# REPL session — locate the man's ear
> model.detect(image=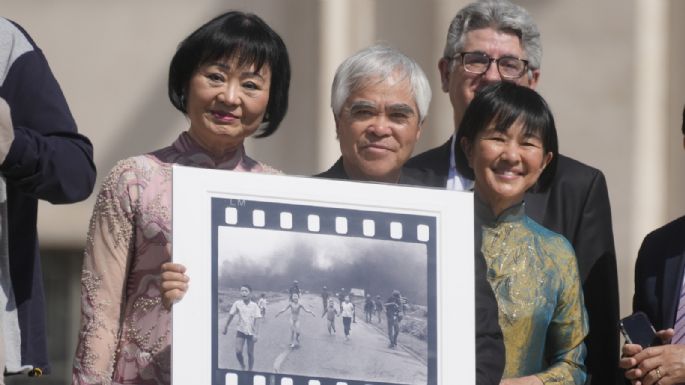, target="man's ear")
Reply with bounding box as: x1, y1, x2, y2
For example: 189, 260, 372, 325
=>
460, 137, 473, 167
527, 68, 541, 90
334, 116, 341, 140
438, 57, 451, 93
415, 119, 424, 141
